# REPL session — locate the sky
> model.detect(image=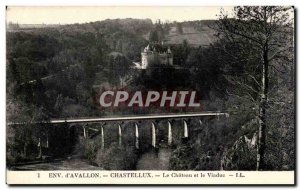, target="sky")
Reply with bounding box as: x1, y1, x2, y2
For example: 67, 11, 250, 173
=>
6, 6, 234, 24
